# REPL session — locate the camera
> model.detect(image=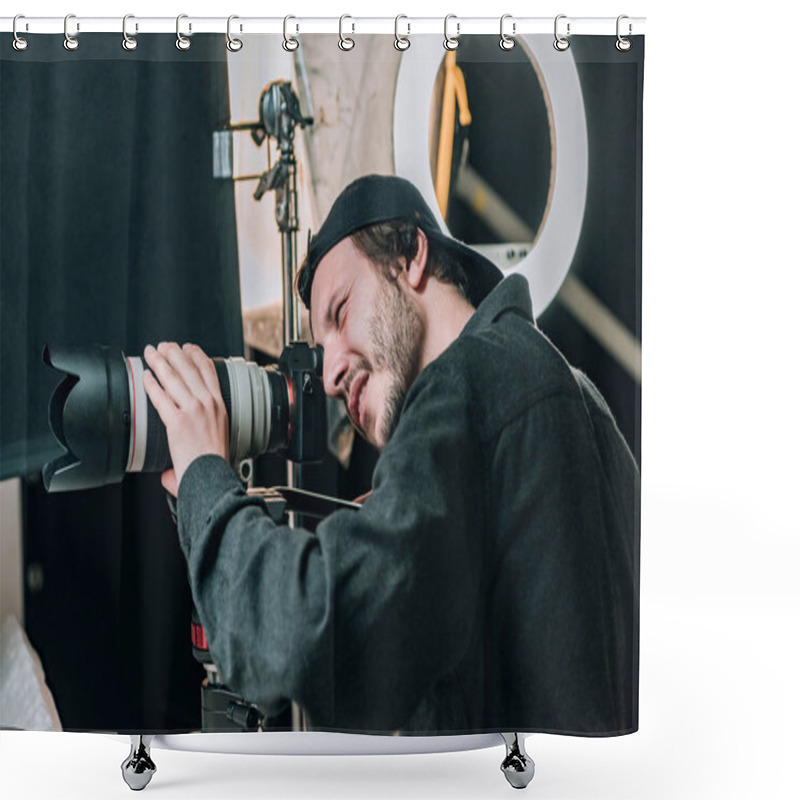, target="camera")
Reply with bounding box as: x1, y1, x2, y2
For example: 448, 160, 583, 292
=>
42, 342, 325, 492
